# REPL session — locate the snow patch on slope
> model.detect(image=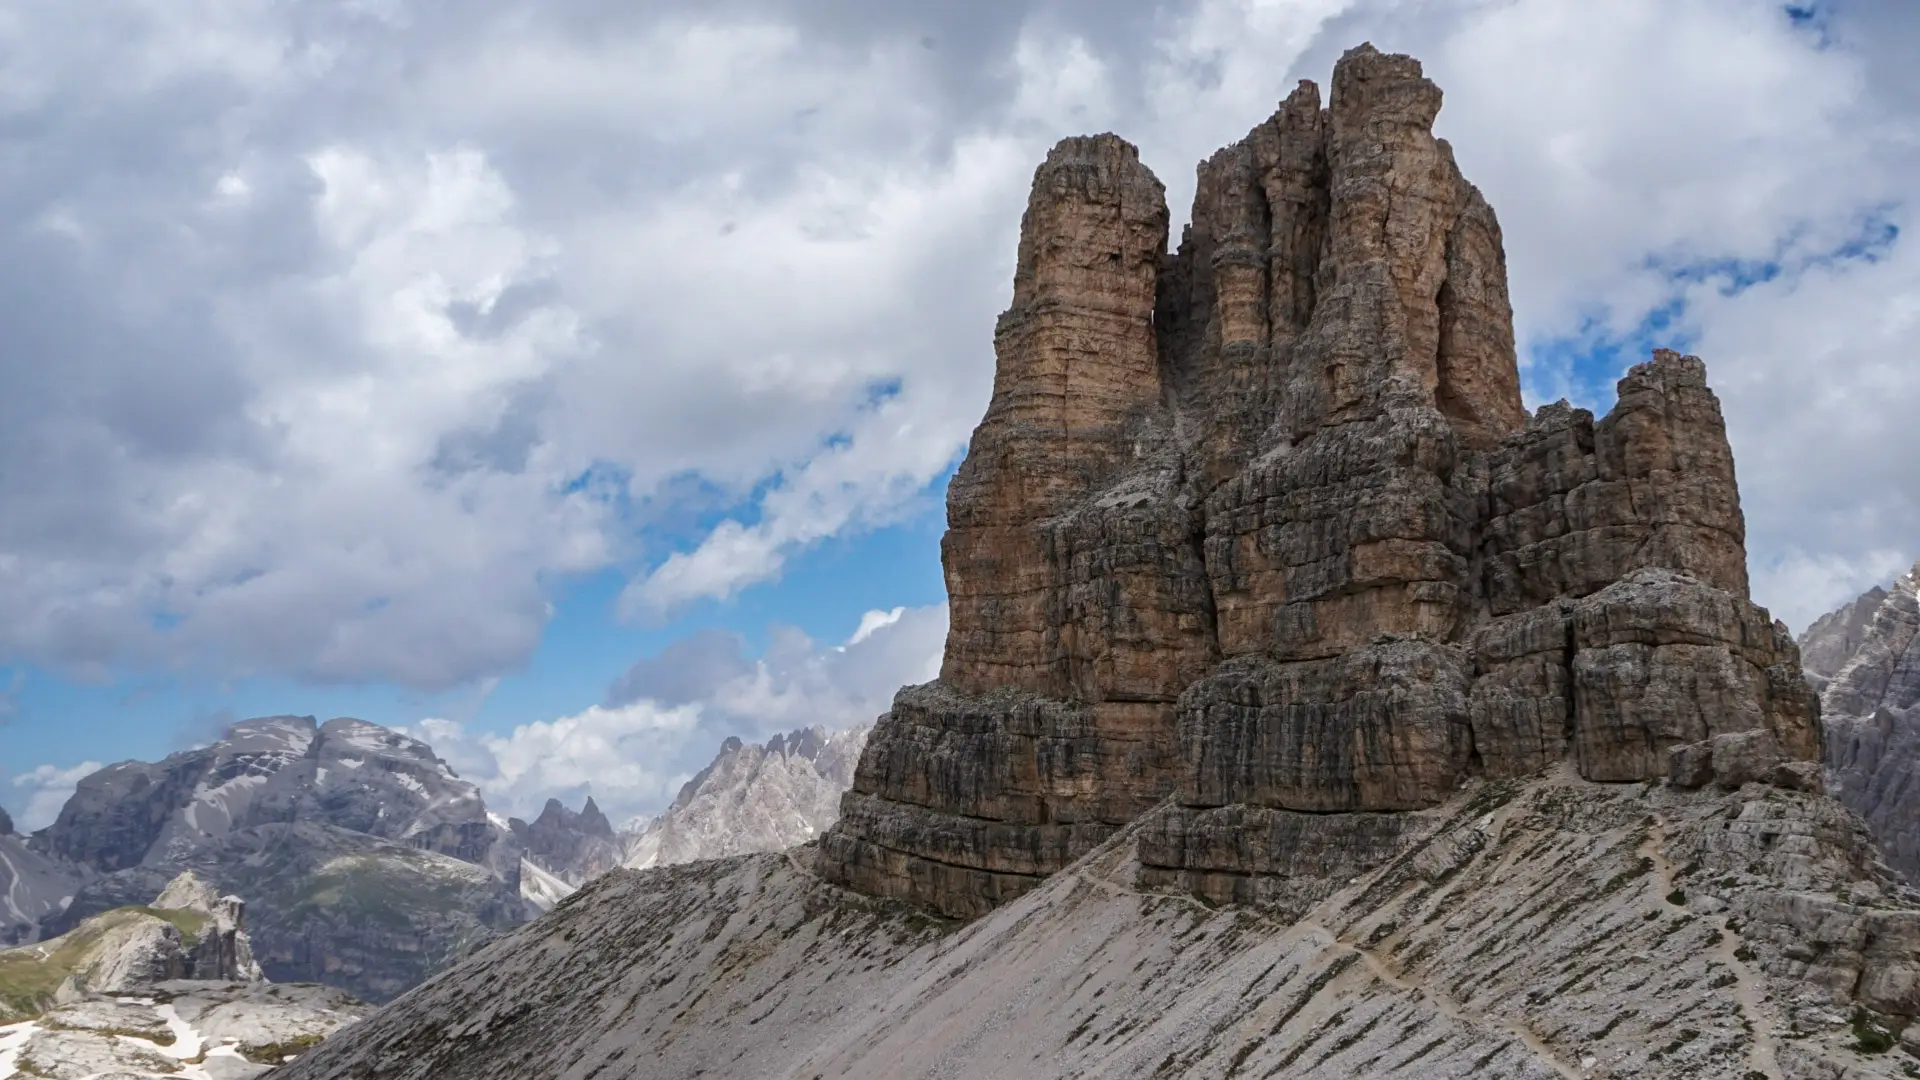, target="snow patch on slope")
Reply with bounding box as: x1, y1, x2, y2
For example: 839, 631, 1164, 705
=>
518, 858, 576, 914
